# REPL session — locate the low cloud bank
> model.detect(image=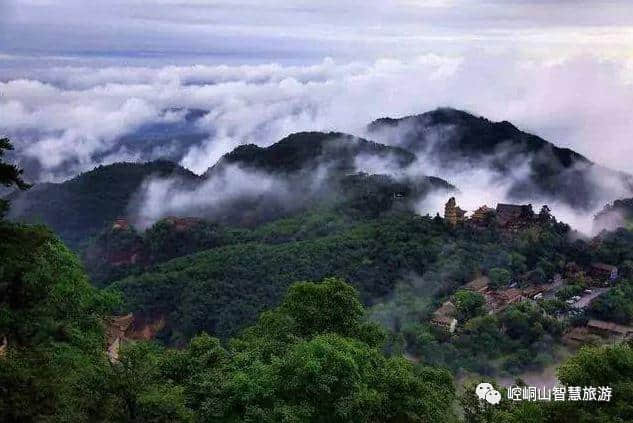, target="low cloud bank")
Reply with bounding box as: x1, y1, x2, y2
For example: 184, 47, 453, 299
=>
2, 53, 633, 233
2, 53, 633, 181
